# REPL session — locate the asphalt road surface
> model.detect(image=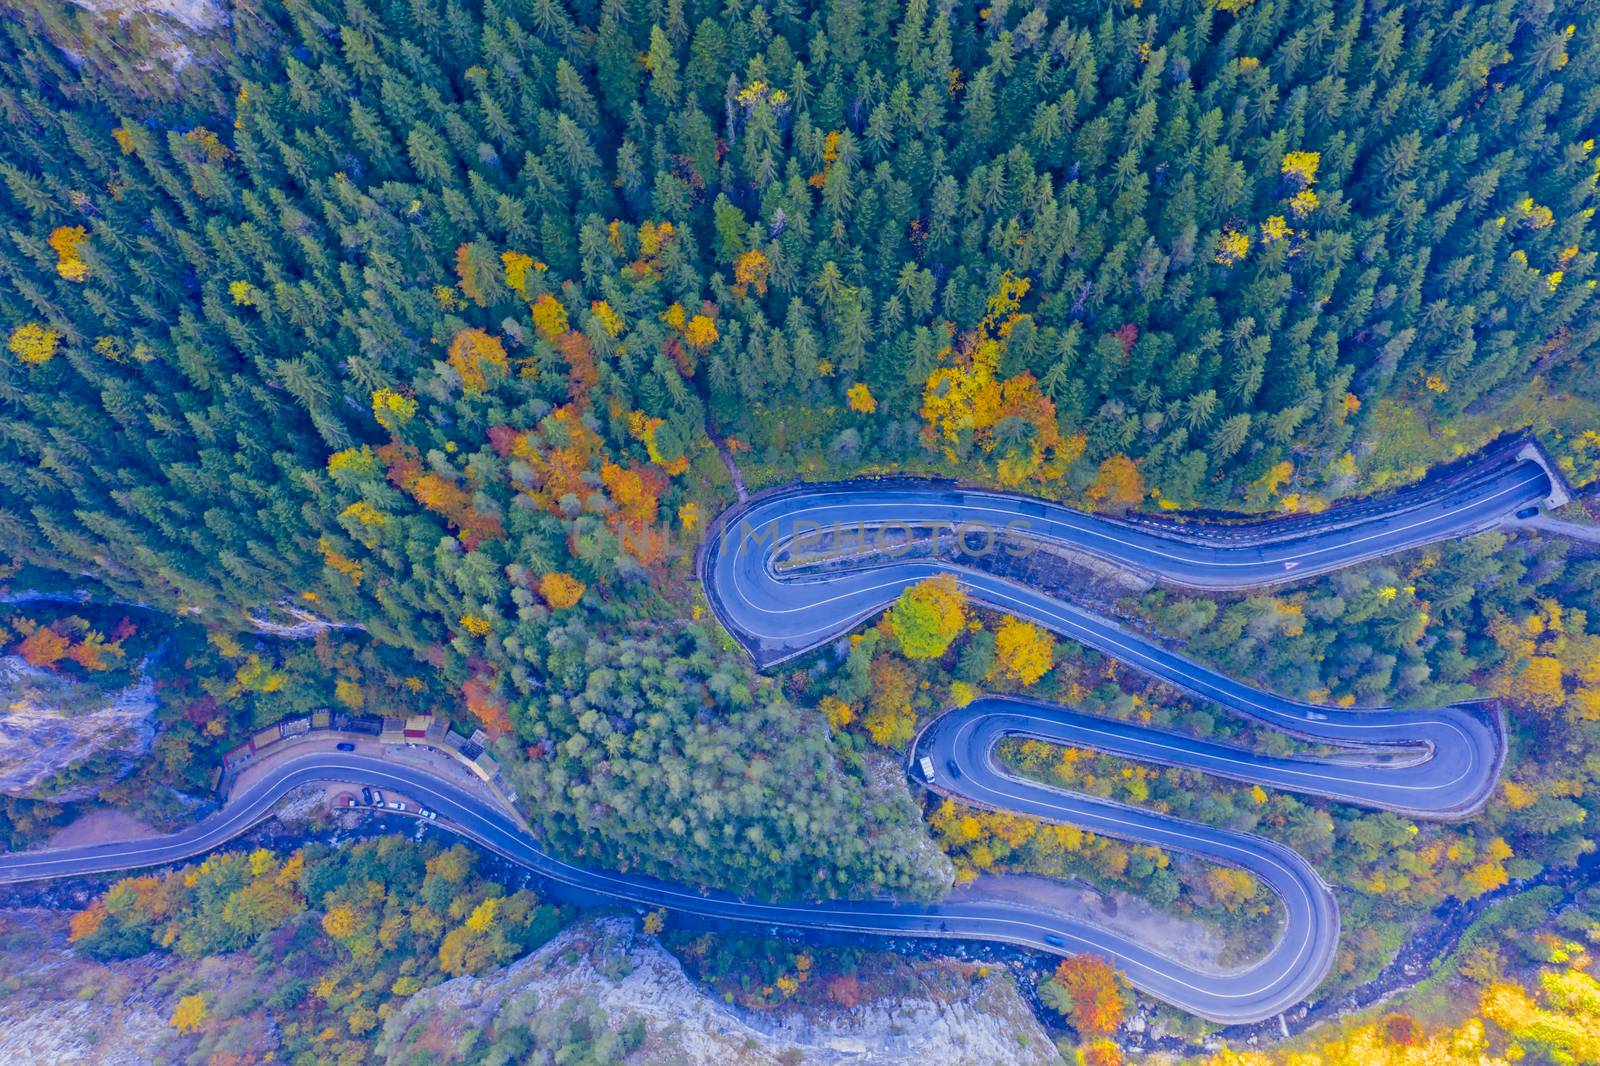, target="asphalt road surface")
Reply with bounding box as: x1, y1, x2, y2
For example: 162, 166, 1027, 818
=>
0, 445, 1553, 1024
